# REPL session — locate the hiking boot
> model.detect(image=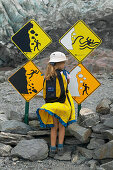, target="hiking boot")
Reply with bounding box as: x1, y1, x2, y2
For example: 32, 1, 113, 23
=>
49, 146, 57, 158
57, 144, 64, 156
